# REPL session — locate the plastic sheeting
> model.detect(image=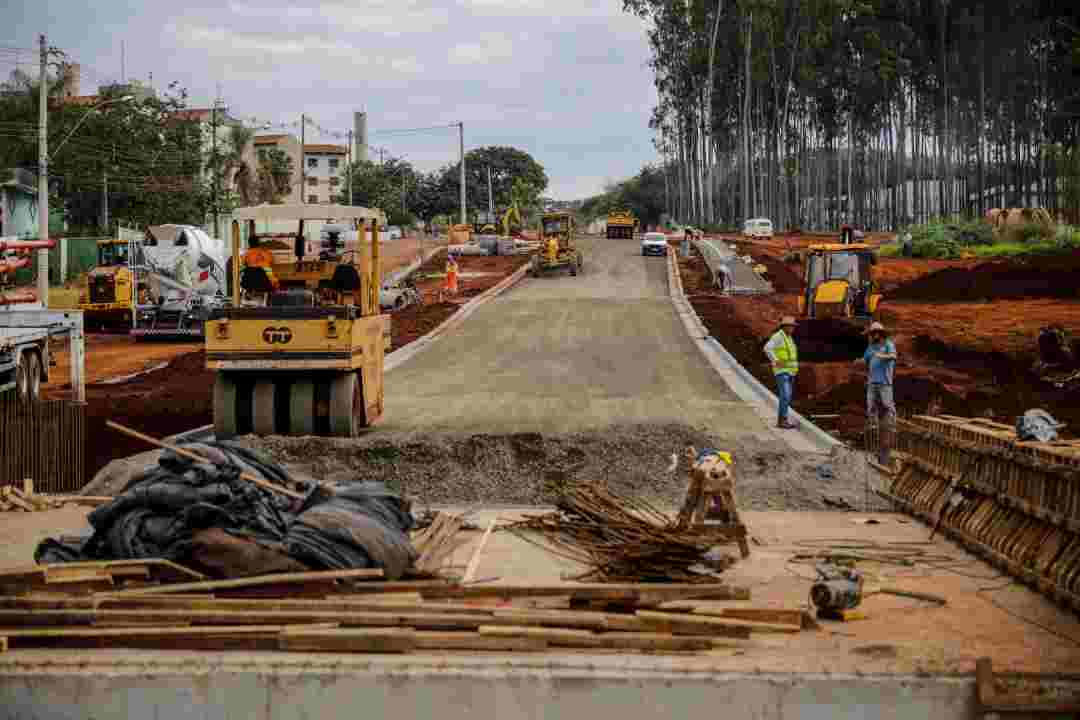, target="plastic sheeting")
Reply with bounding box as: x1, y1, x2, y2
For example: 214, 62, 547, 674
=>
36, 442, 416, 579
1016, 409, 1063, 443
